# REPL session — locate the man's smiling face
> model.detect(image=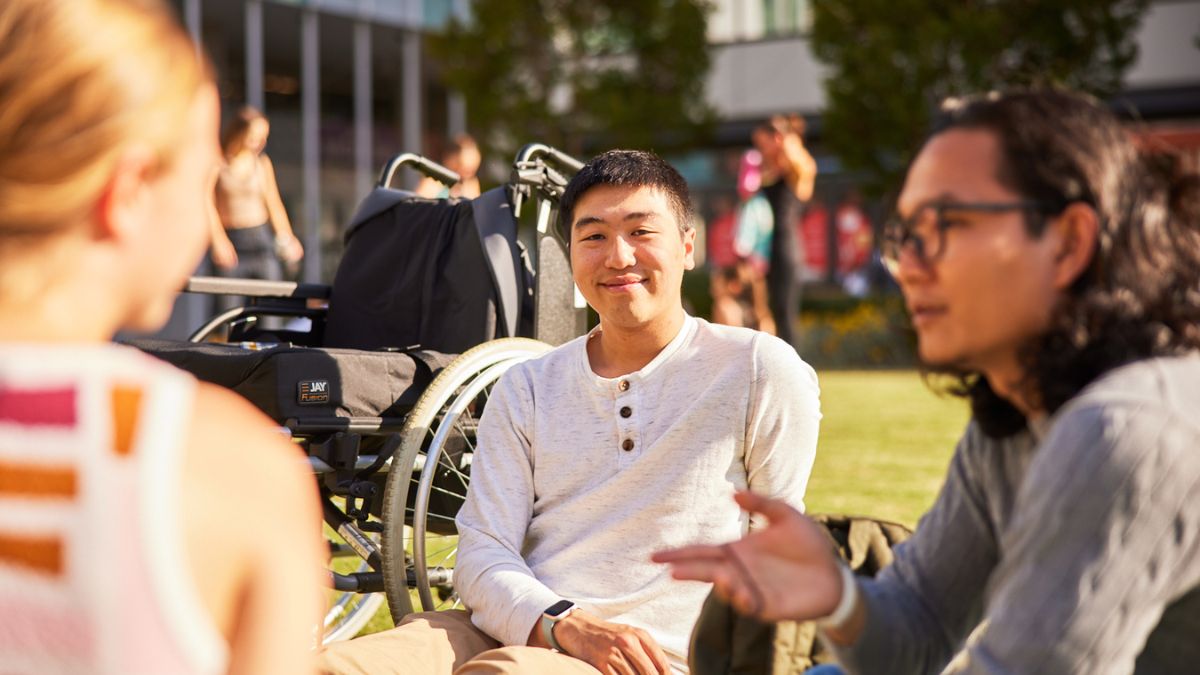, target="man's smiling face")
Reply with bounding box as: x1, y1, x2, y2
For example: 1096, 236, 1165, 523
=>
569, 183, 696, 332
